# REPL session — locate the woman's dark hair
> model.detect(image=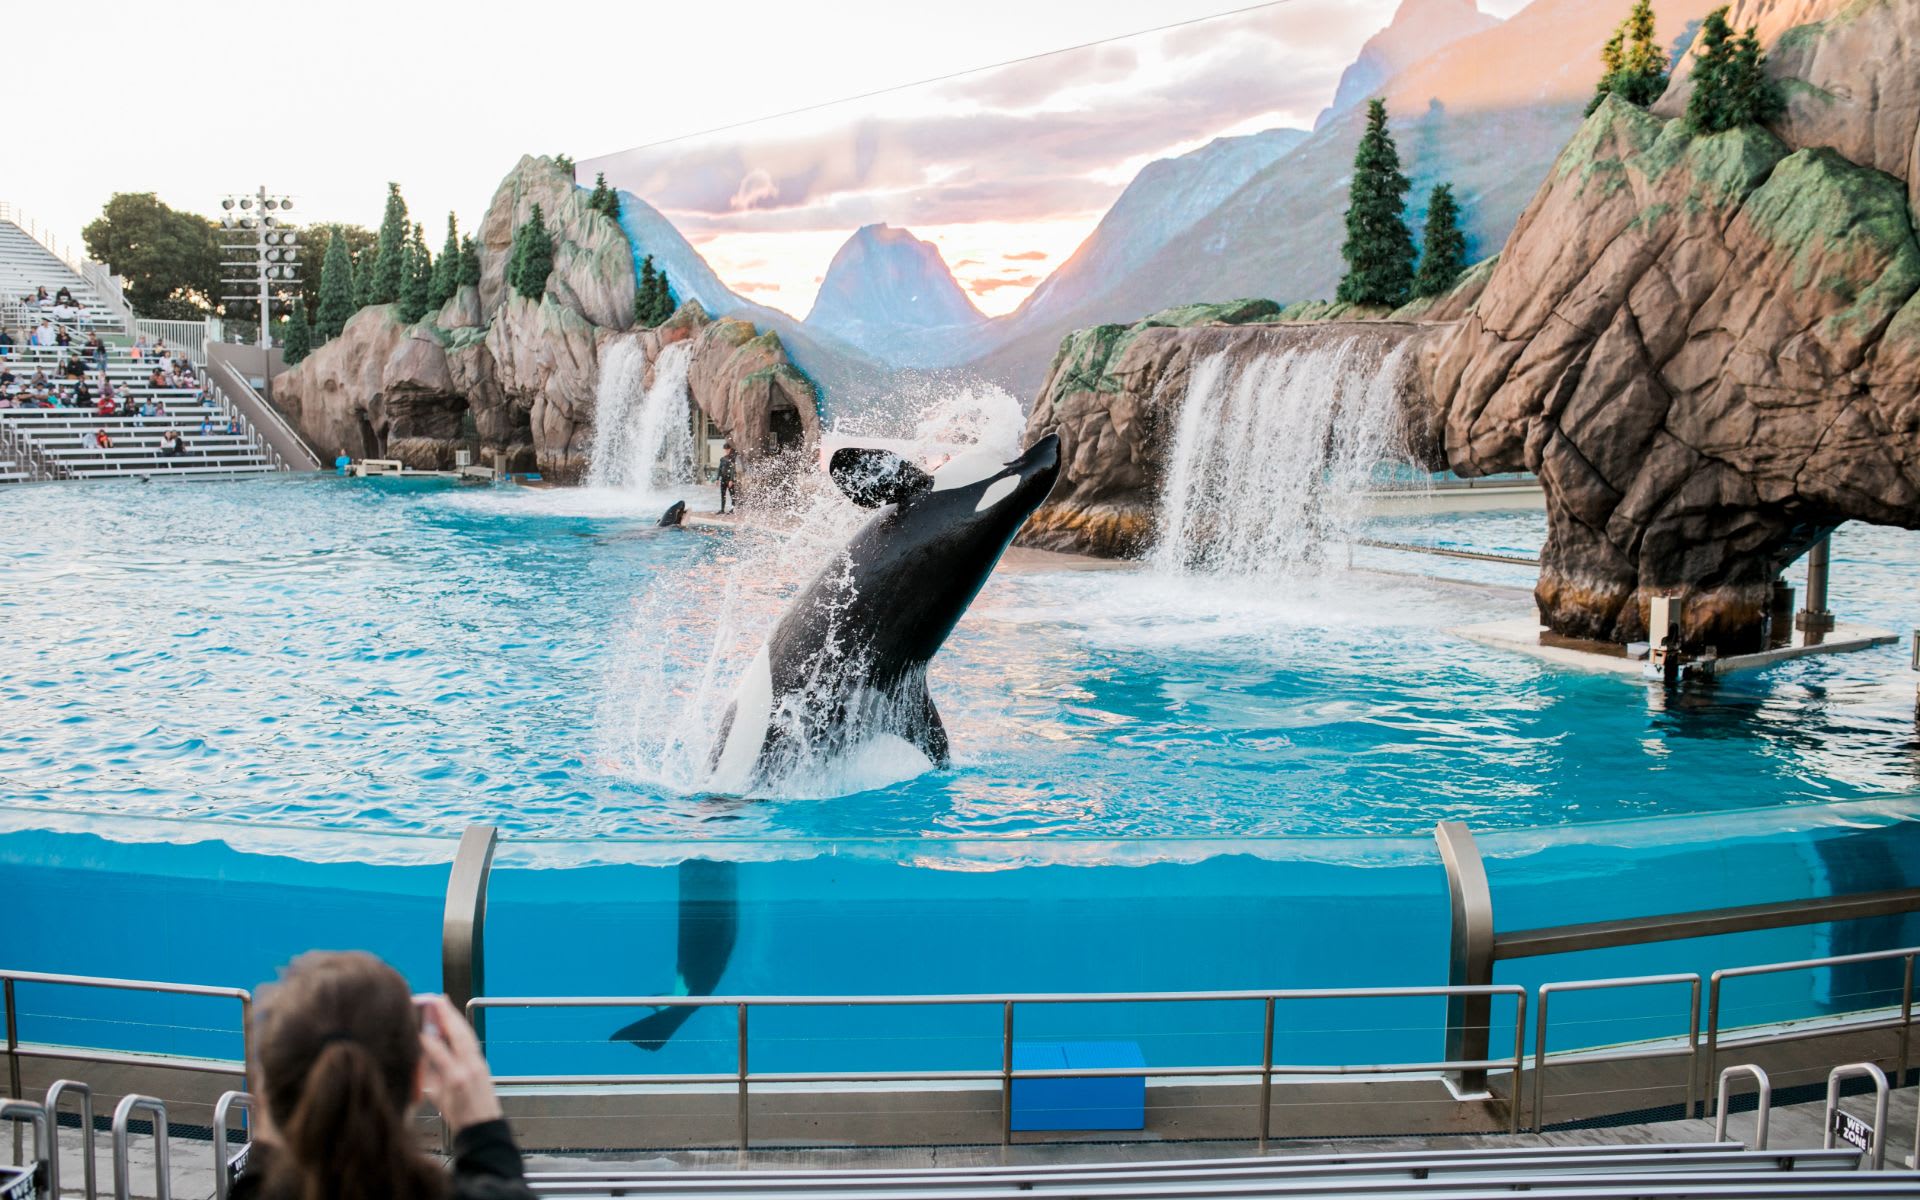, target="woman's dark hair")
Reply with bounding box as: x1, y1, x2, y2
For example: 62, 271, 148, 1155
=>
251, 951, 448, 1200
